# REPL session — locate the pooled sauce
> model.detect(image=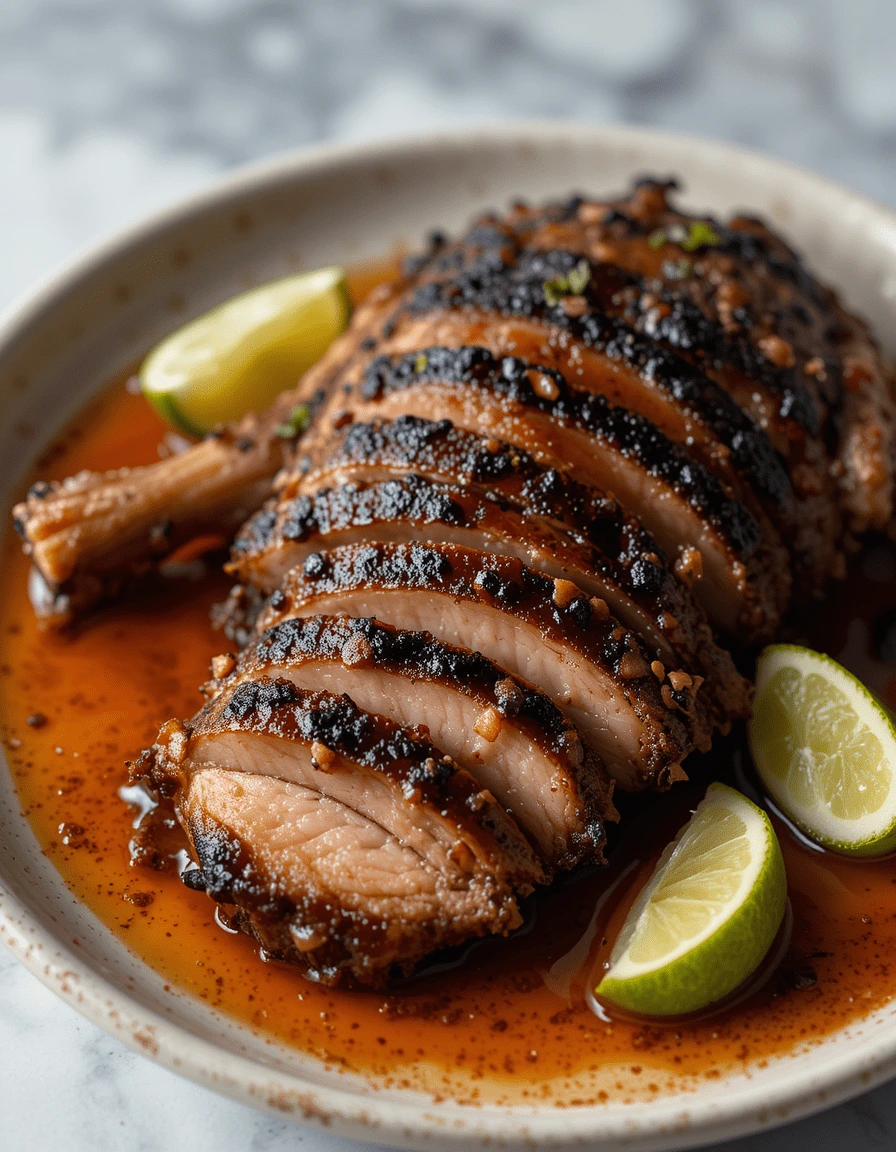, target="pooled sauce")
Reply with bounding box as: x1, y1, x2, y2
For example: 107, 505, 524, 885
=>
2, 265, 896, 1107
